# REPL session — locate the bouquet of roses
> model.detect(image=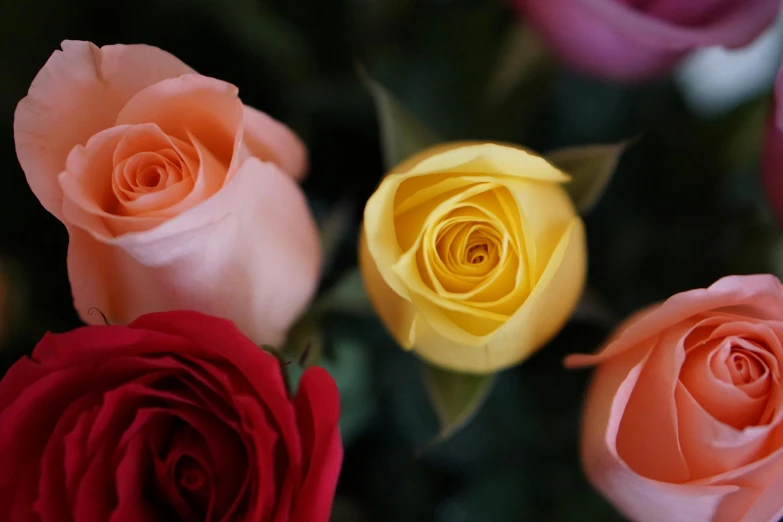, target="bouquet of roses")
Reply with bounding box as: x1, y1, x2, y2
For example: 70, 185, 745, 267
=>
3, 0, 783, 520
